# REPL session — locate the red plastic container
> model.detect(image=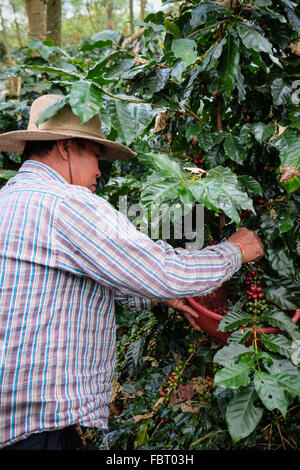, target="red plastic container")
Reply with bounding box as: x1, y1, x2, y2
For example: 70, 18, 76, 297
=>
187, 295, 300, 345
